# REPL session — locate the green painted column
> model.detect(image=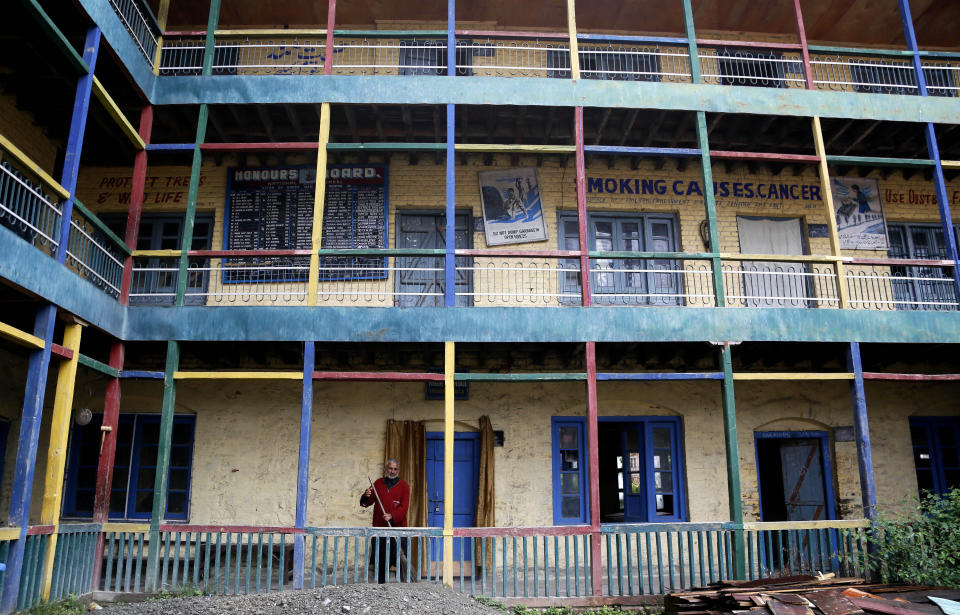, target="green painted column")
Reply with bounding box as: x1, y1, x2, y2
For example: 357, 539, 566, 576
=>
681, 0, 725, 307
145, 340, 179, 591
720, 343, 746, 578
174, 0, 219, 305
